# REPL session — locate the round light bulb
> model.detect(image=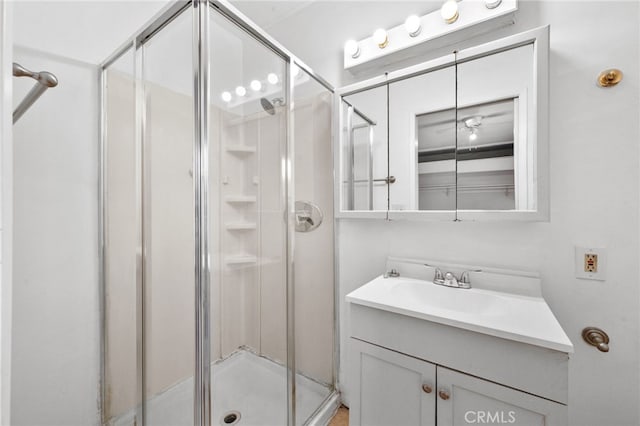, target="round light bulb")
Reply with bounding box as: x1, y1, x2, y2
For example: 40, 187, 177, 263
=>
373, 28, 388, 48
469, 132, 478, 142
250, 80, 262, 92
221, 91, 232, 102
267, 73, 279, 85
485, 0, 502, 9
441, 0, 459, 24
405, 15, 422, 37
345, 39, 360, 58
235, 86, 246, 97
